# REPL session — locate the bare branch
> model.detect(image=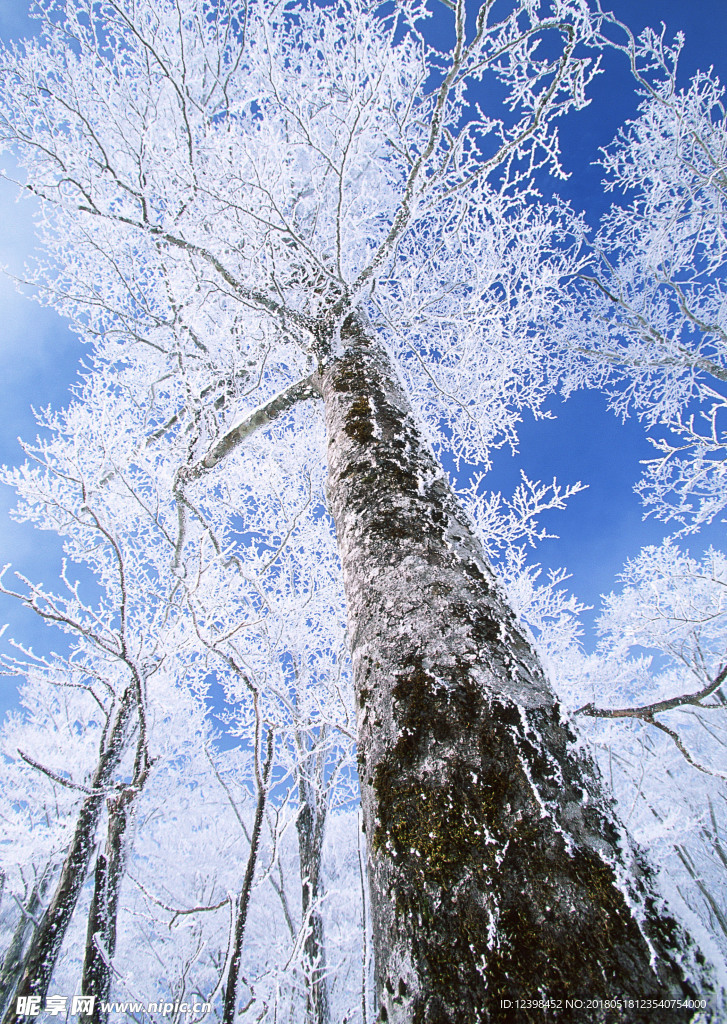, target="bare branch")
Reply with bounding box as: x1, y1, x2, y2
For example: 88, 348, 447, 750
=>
576, 663, 727, 721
